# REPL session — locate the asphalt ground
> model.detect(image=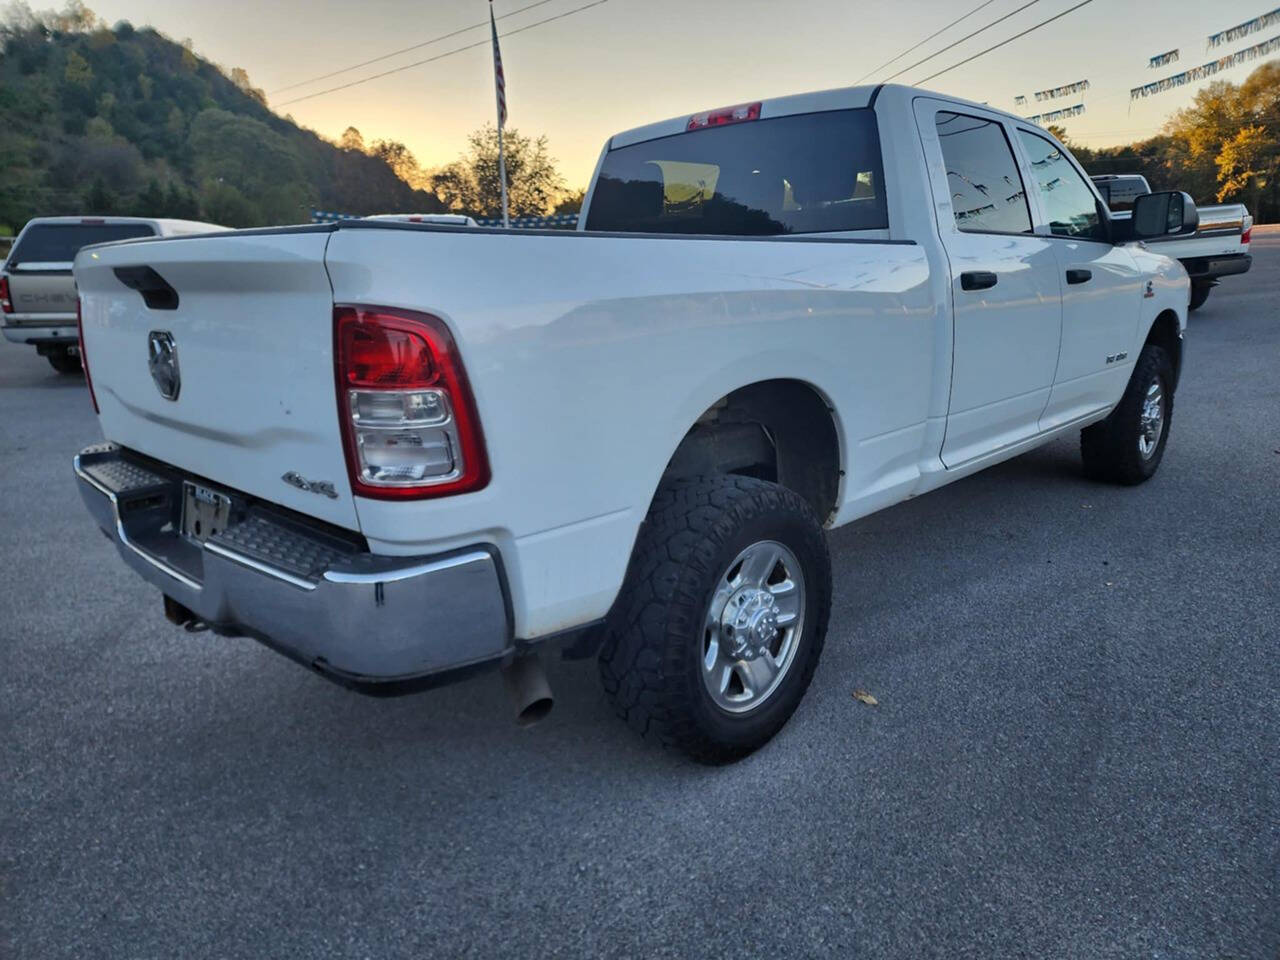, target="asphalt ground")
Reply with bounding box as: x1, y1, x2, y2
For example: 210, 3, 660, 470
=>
2, 232, 1277, 959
